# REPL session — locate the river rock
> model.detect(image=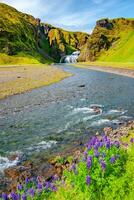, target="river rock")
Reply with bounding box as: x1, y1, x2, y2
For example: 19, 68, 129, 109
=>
78, 84, 85, 88
4, 168, 20, 180
104, 127, 113, 135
